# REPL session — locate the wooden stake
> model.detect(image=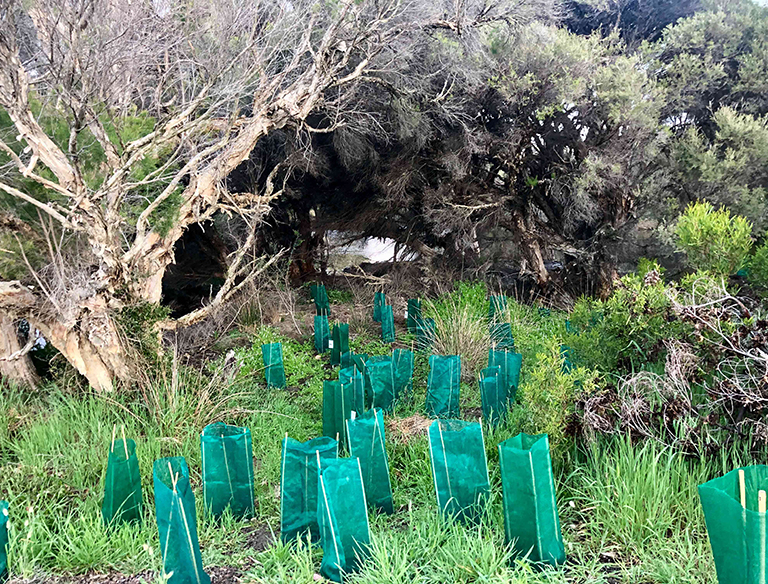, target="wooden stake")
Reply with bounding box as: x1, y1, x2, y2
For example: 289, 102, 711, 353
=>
121, 425, 129, 459
110, 424, 116, 453
739, 469, 746, 508
760, 489, 766, 584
